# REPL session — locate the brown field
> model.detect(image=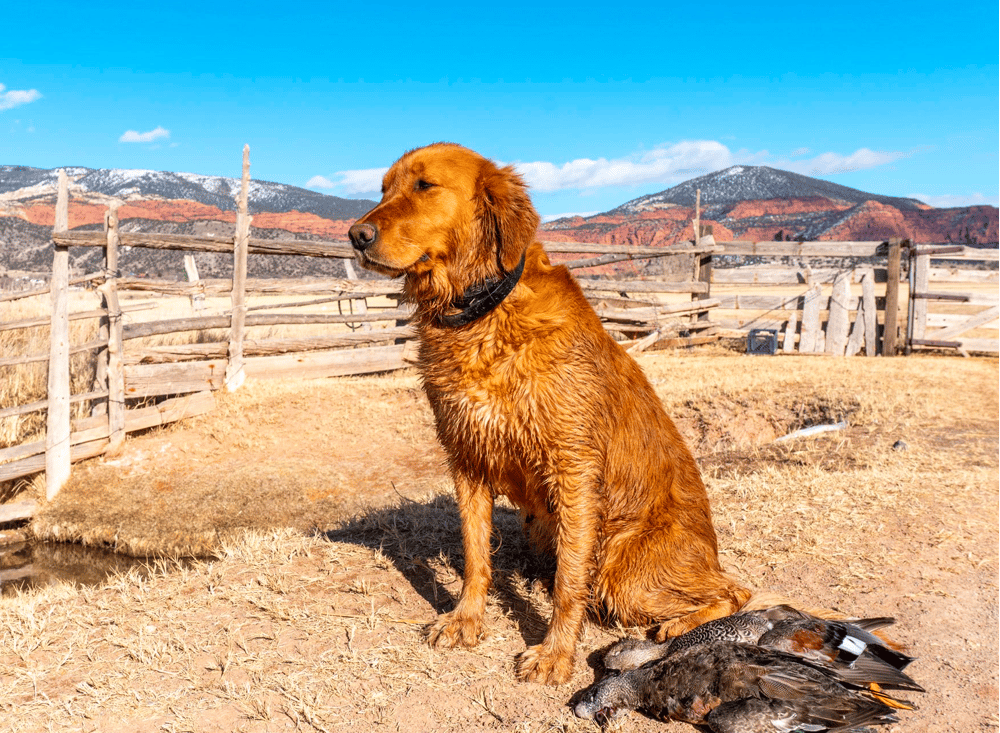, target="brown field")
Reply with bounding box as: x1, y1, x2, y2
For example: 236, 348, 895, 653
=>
1, 349, 998, 732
